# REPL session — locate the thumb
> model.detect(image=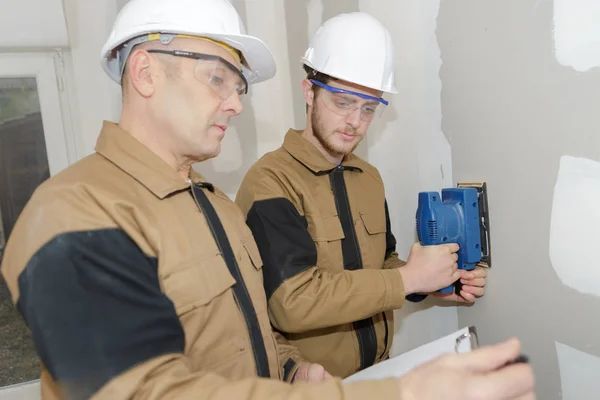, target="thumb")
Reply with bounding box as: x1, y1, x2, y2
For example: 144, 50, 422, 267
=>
307, 364, 327, 382
410, 242, 423, 252
453, 337, 521, 373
